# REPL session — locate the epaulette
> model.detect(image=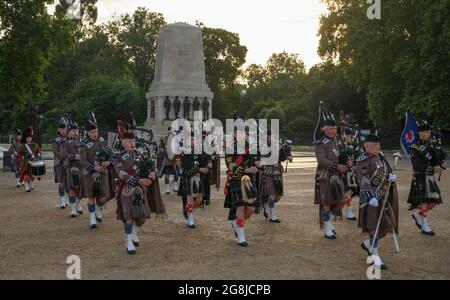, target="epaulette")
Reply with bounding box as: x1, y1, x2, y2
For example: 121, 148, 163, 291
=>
321, 137, 330, 145
356, 153, 369, 162
99, 137, 105, 143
